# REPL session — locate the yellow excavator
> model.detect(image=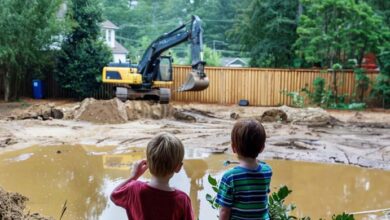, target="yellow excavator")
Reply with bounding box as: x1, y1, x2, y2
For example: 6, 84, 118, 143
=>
102, 15, 209, 104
